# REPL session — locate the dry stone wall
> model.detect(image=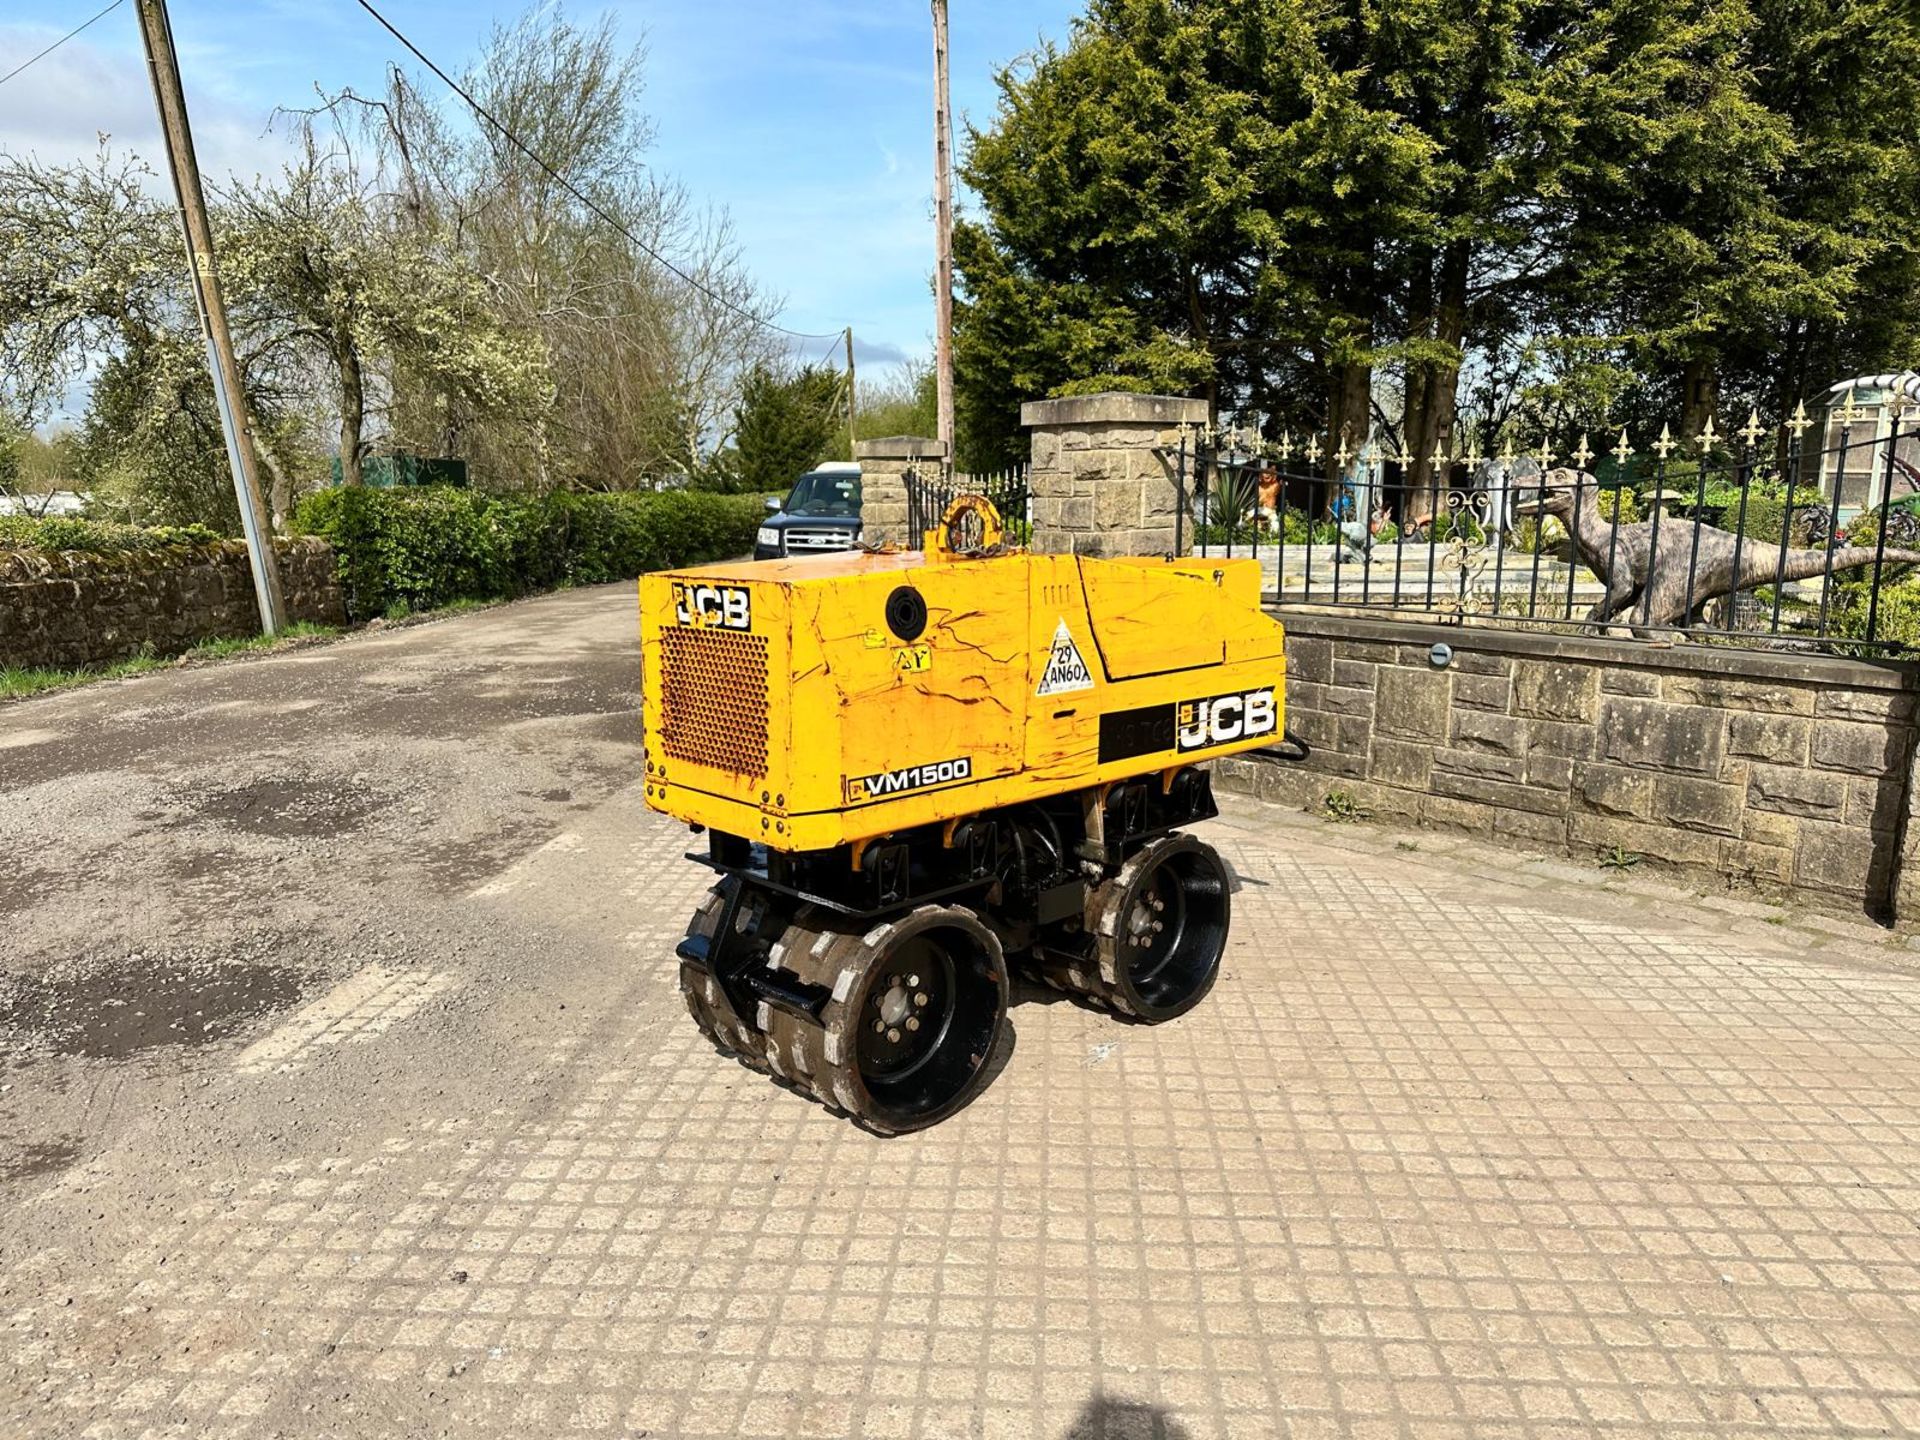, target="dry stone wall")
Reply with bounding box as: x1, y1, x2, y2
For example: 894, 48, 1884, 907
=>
0, 539, 344, 669
1215, 612, 1920, 921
